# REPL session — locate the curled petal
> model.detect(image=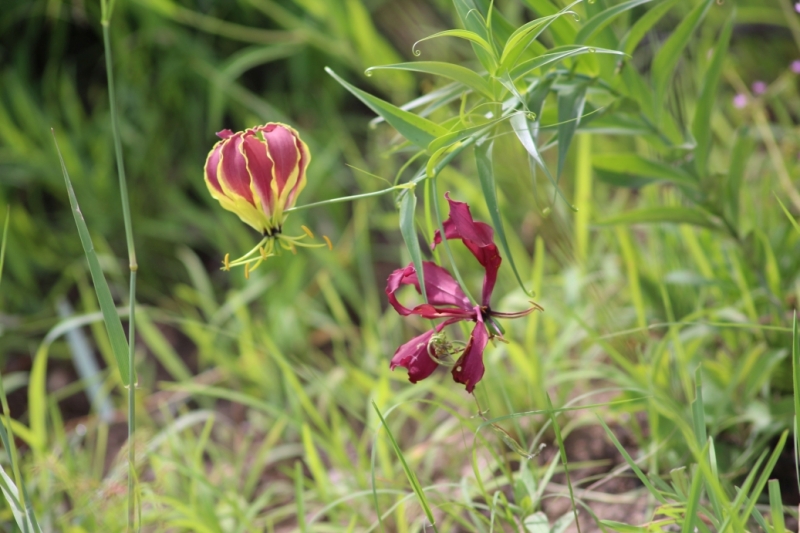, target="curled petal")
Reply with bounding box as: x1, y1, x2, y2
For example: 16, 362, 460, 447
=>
386, 262, 472, 317
452, 308, 489, 393
432, 193, 501, 306
390, 329, 439, 383
391, 320, 458, 383
219, 133, 256, 206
